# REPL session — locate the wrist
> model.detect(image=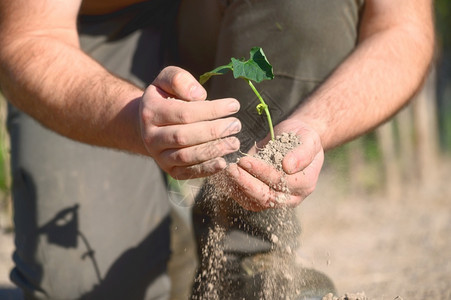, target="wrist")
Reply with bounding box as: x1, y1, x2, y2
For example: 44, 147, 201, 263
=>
108, 89, 150, 156
289, 110, 329, 150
